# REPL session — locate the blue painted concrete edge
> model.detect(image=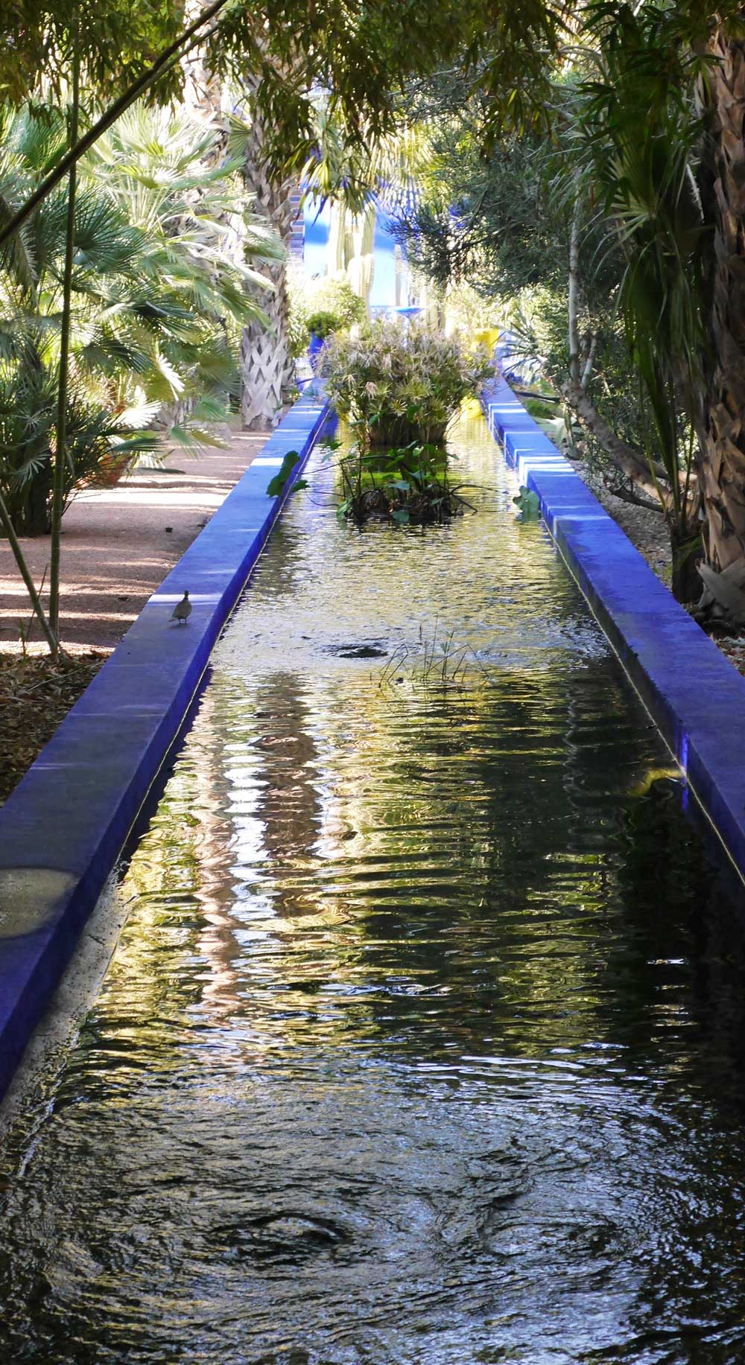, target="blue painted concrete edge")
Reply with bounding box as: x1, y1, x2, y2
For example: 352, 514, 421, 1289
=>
482, 375, 745, 882
0, 389, 329, 1100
